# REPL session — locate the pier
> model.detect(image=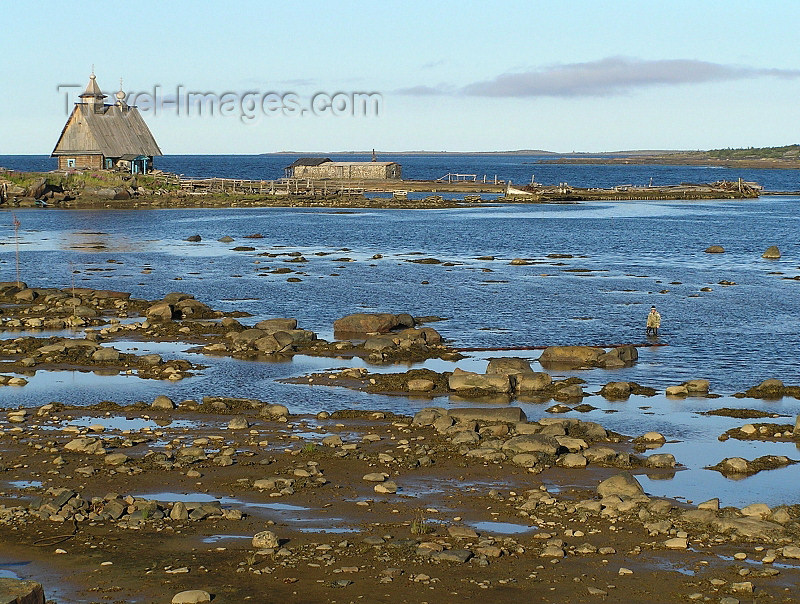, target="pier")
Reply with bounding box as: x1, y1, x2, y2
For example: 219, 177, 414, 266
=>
174, 174, 760, 201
